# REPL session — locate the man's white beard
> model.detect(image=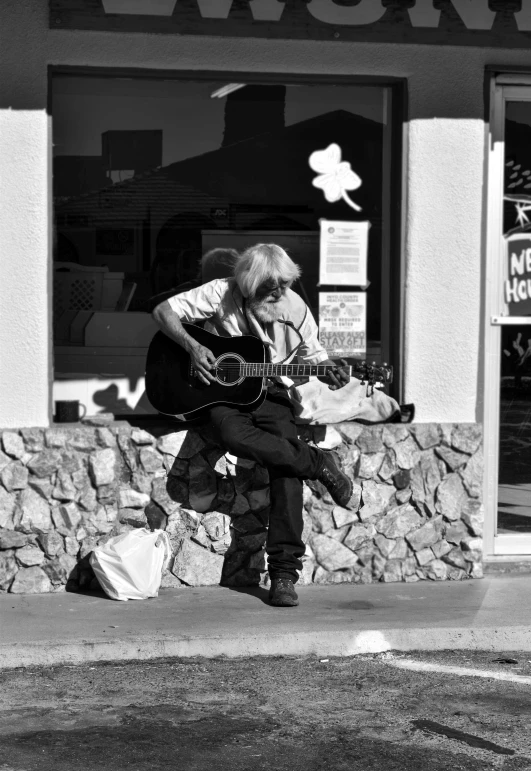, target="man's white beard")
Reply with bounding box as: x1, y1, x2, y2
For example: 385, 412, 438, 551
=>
247, 297, 284, 324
